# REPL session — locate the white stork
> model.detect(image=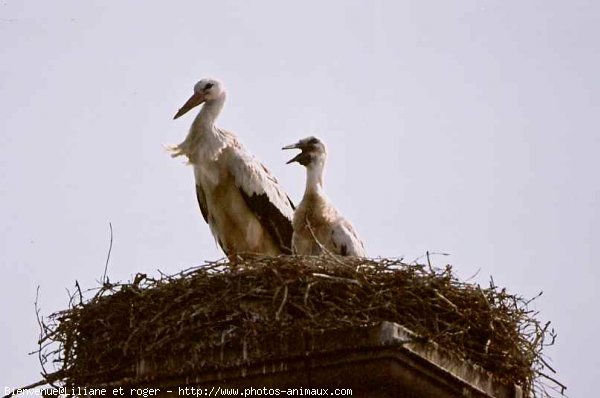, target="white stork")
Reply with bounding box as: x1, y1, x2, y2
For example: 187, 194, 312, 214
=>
170, 78, 294, 256
282, 136, 366, 257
